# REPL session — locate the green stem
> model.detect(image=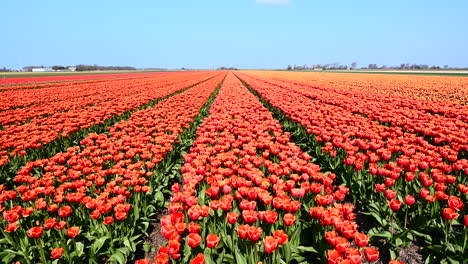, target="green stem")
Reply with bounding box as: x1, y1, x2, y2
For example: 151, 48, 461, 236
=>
37, 239, 49, 264
463, 229, 467, 252
404, 206, 408, 229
